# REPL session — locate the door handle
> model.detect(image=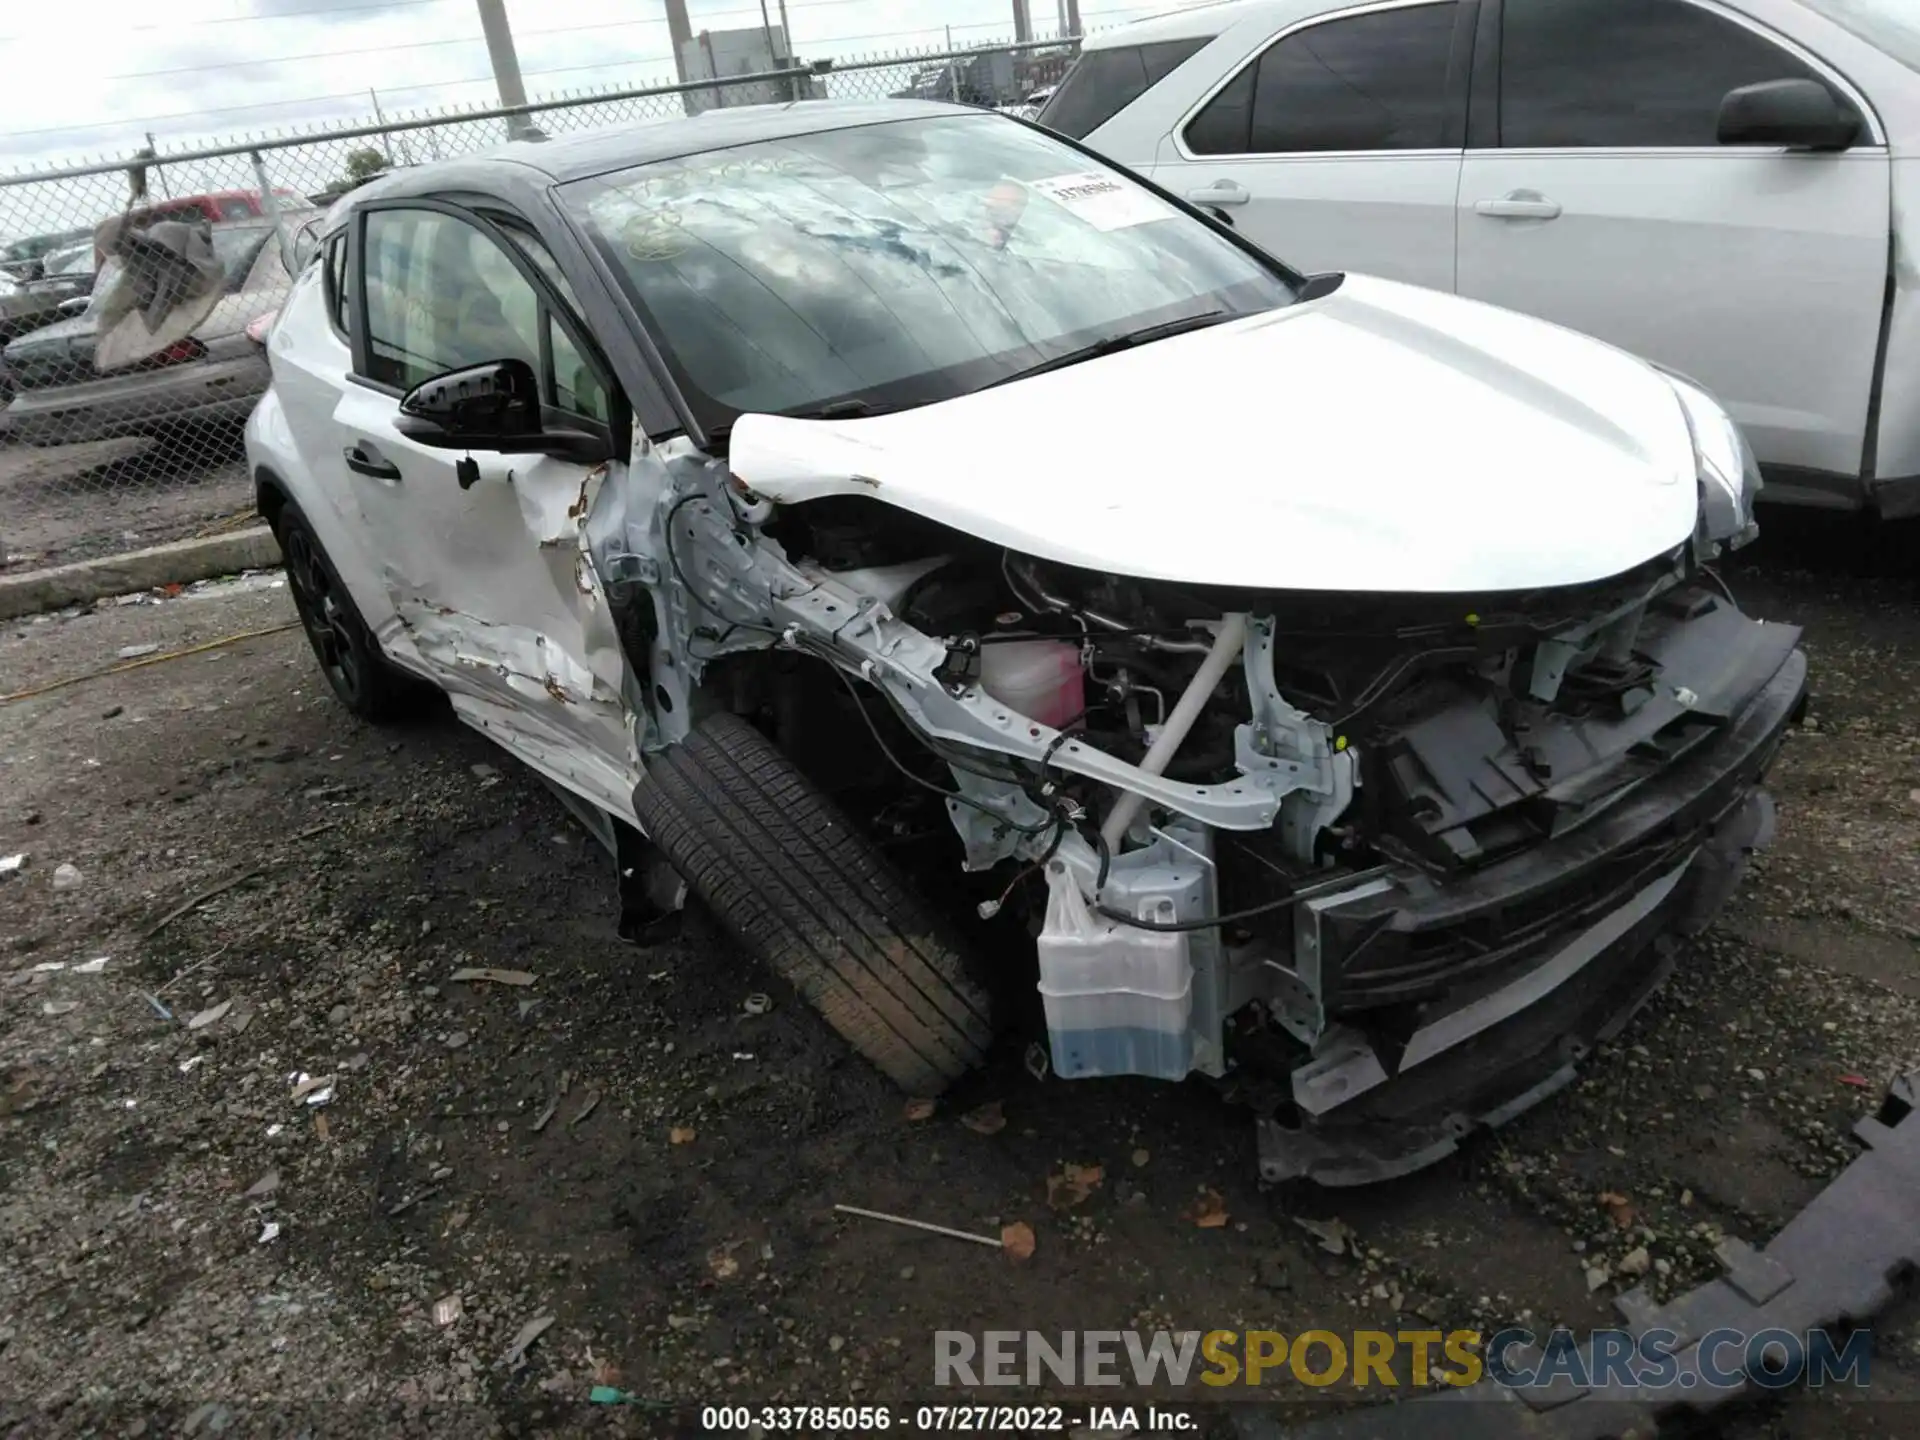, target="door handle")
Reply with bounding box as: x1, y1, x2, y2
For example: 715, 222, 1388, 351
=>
1474, 193, 1563, 220
1187, 181, 1250, 206
342, 443, 402, 481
